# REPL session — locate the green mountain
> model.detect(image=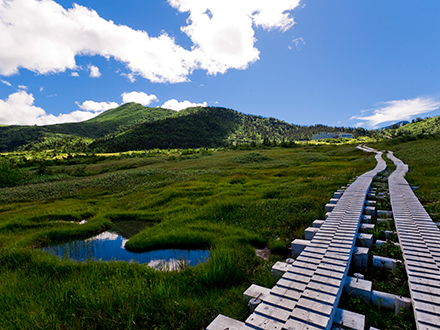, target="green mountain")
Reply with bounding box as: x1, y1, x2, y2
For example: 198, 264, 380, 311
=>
0, 103, 177, 152
85, 102, 177, 134
0, 104, 370, 153
89, 107, 368, 152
